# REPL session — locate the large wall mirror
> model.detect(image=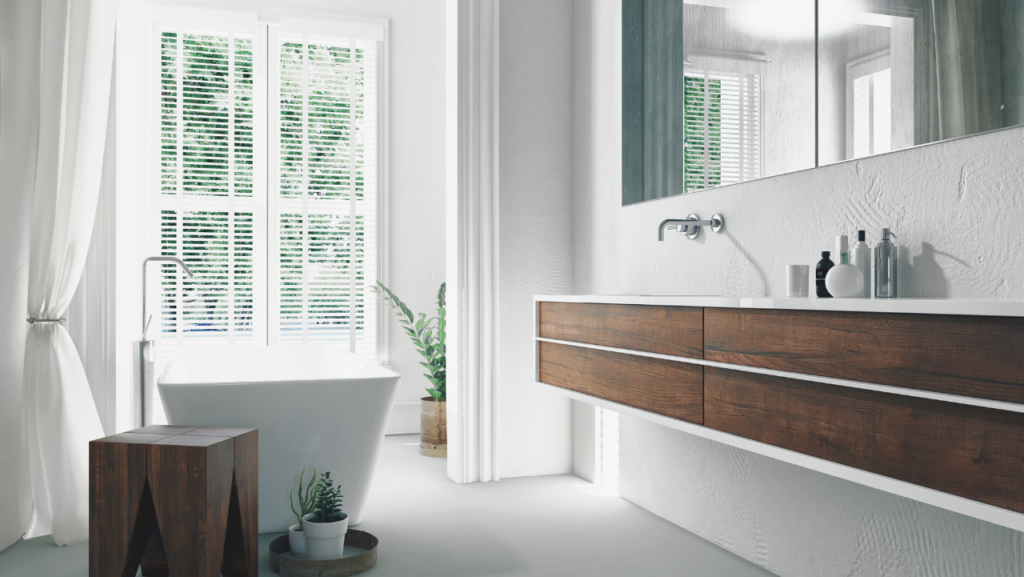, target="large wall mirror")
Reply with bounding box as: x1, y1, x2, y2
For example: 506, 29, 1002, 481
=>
622, 0, 1024, 205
